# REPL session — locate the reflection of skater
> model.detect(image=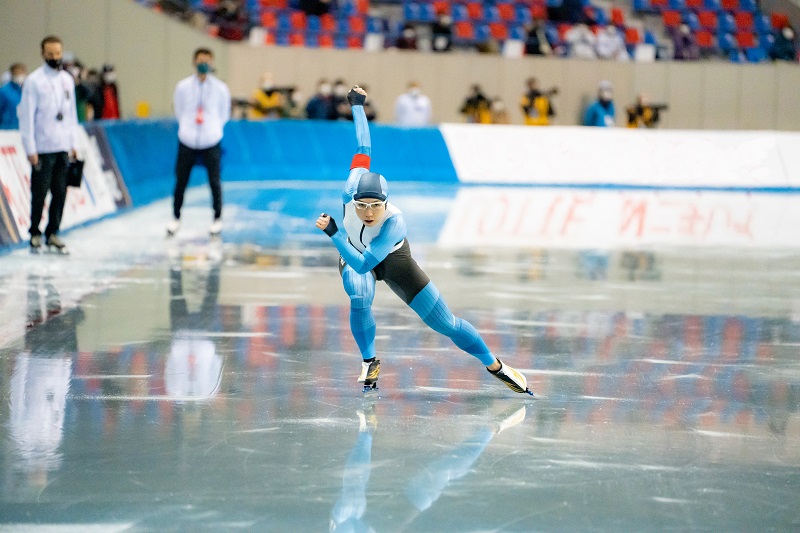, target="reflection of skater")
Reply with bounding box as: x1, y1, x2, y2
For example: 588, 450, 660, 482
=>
165, 264, 223, 399
315, 85, 532, 395
330, 405, 527, 531
10, 275, 81, 479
